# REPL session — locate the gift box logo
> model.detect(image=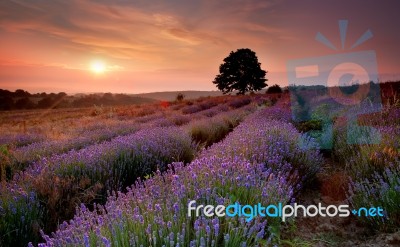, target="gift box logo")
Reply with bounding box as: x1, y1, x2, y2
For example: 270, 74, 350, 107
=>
287, 20, 382, 149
